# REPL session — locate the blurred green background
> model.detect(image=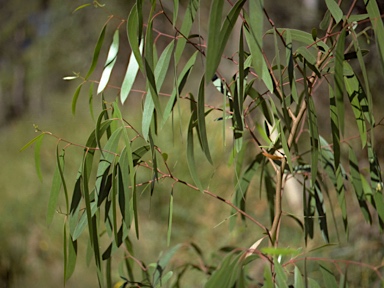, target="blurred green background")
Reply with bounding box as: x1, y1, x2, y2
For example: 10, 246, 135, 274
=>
1, 1, 384, 287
